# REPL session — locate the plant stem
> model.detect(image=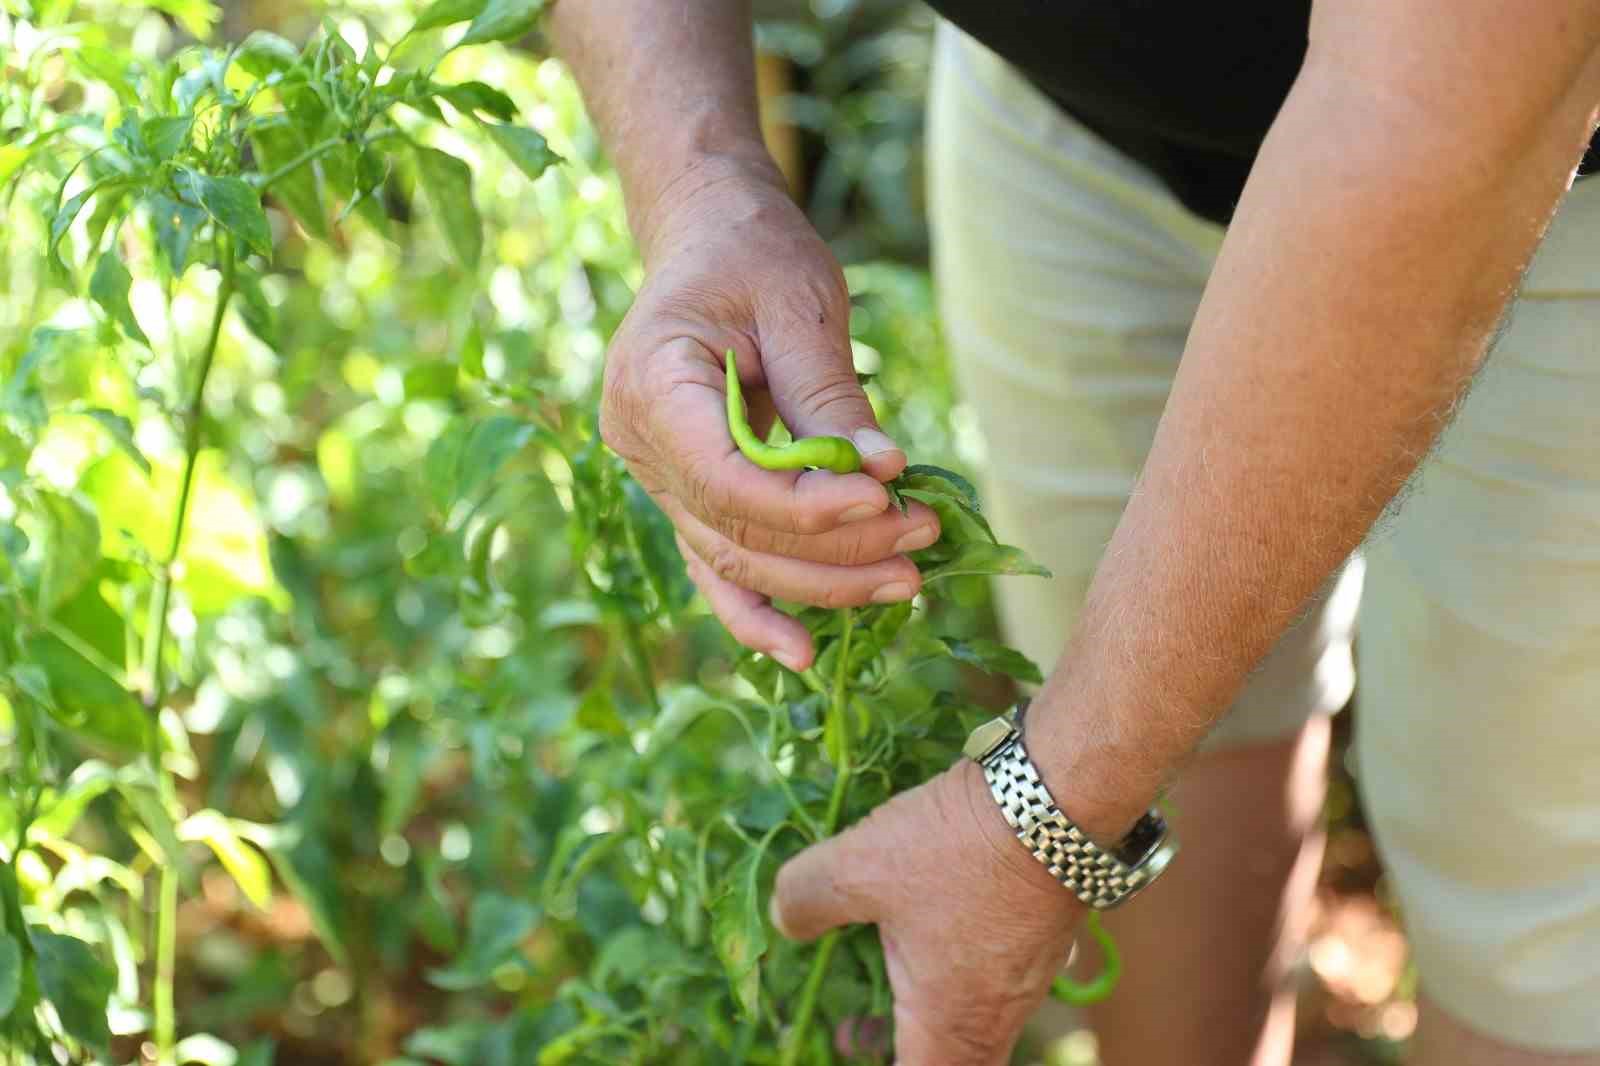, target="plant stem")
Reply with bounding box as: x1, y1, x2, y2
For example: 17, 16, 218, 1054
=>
141, 245, 234, 706
141, 242, 234, 1066
153, 864, 178, 1066
619, 614, 662, 717
255, 128, 402, 190
779, 610, 855, 1066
